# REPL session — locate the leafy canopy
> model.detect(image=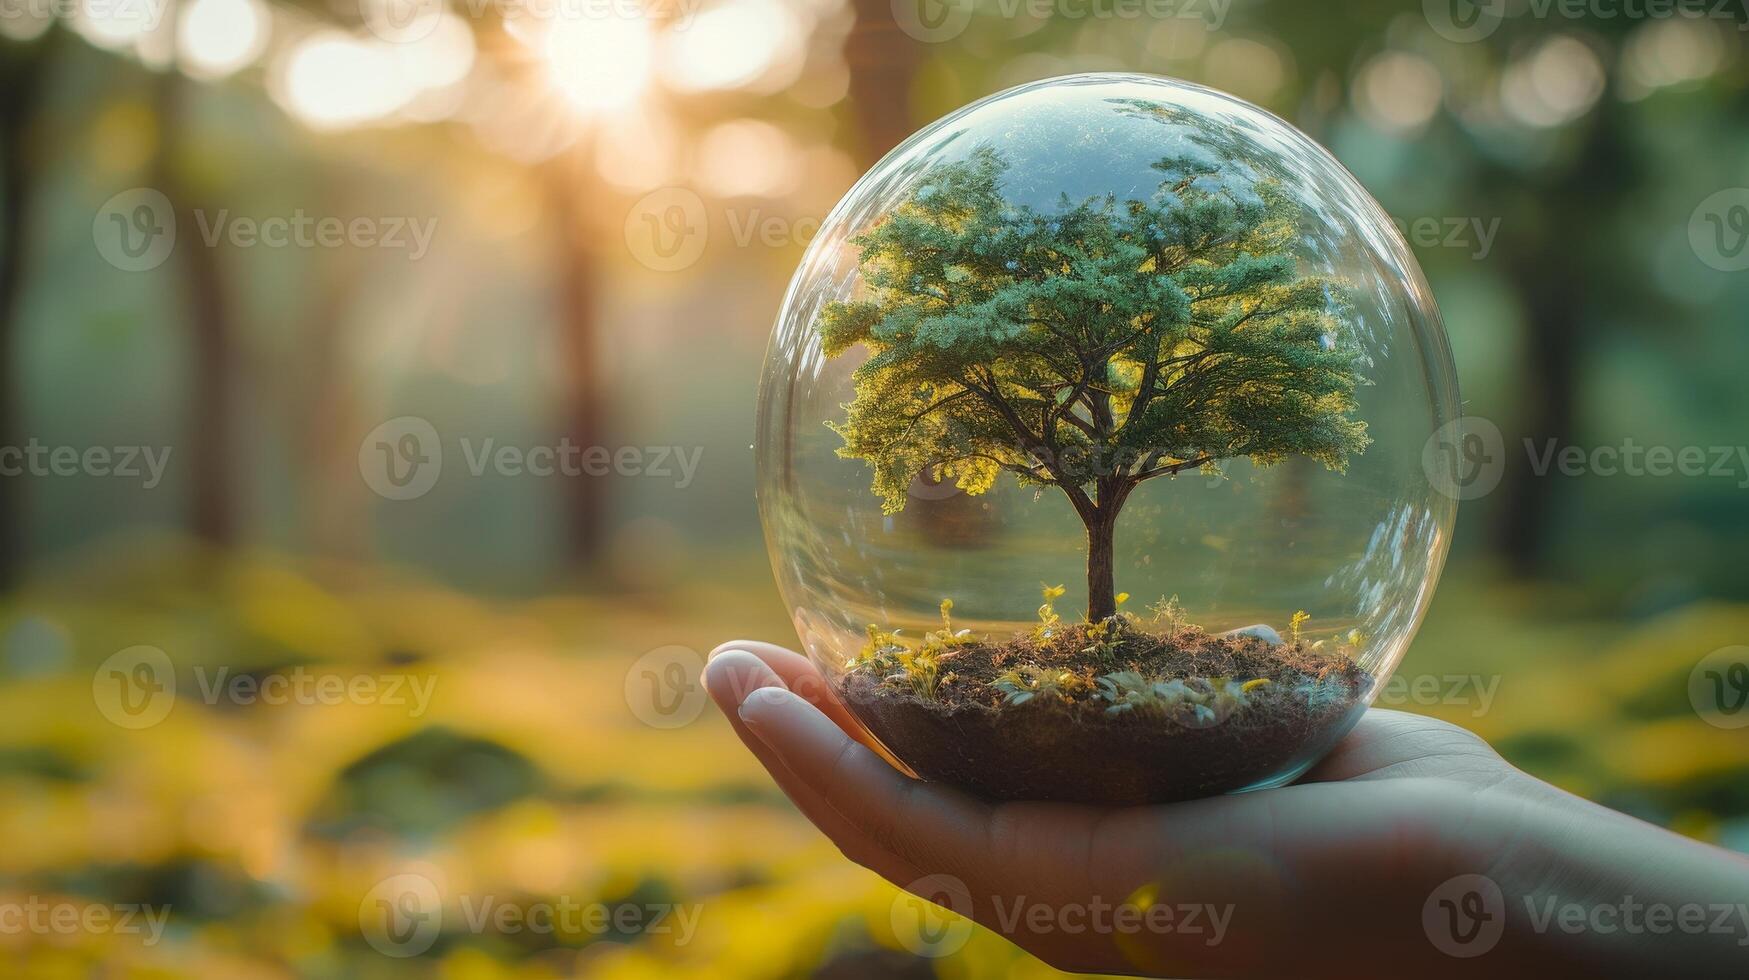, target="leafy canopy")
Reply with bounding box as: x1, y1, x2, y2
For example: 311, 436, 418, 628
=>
818, 145, 1370, 523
